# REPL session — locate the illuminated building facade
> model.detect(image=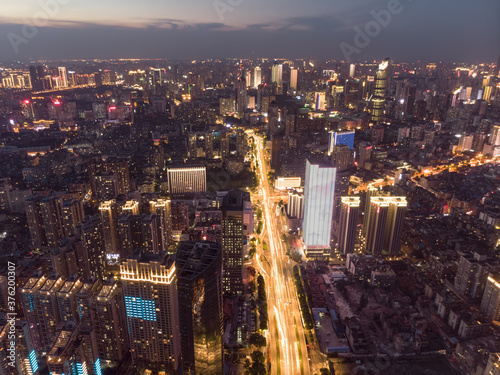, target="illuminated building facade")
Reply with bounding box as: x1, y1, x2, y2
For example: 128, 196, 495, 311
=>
338, 197, 360, 255
302, 160, 336, 256
328, 131, 355, 154
167, 166, 206, 195
120, 252, 181, 372
371, 58, 390, 123
176, 241, 223, 375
